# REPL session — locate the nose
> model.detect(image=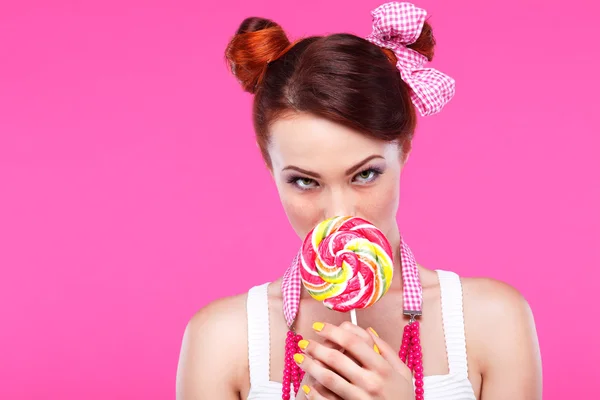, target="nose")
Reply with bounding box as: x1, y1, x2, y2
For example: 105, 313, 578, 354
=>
322, 186, 356, 220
